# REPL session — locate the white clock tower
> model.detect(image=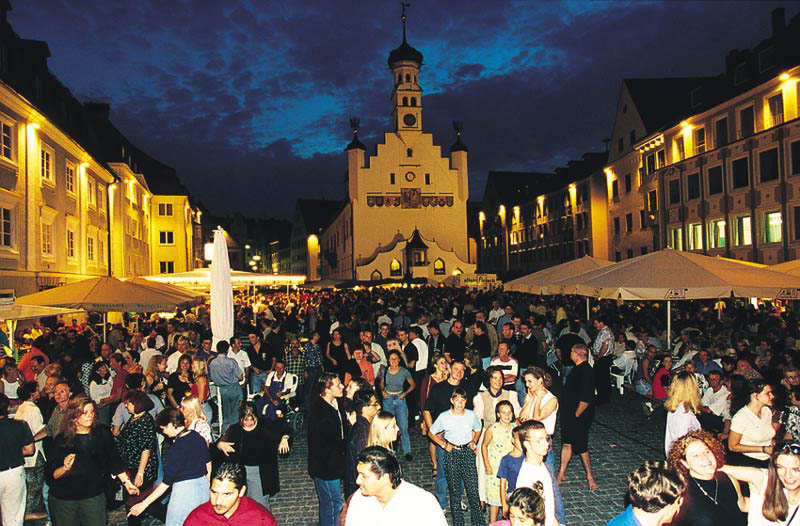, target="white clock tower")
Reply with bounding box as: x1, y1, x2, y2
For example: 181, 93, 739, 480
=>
389, 5, 423, 133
